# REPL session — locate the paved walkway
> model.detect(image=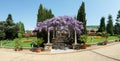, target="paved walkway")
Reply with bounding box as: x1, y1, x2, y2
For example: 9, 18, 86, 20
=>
0, 42, 120, 61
